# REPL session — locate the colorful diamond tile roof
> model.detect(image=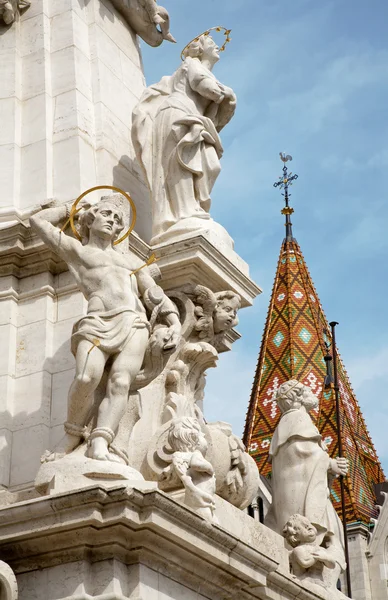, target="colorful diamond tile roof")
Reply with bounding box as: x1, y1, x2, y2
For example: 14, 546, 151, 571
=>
243, 237, 385, 525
